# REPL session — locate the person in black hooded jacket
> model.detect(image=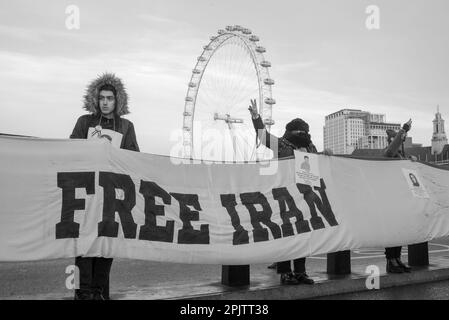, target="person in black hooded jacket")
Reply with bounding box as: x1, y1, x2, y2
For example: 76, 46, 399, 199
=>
70, 73, 139, 299
383, 119, 413, 274
248, 99, 315, 285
